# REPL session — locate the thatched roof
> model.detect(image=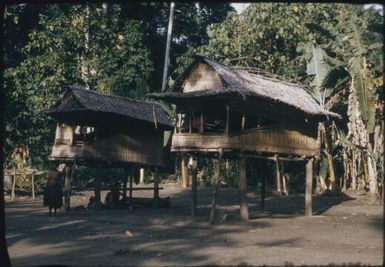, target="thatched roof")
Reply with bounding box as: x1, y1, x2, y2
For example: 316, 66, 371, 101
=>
150, 54, 340, 119
47, 86, 173, 129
